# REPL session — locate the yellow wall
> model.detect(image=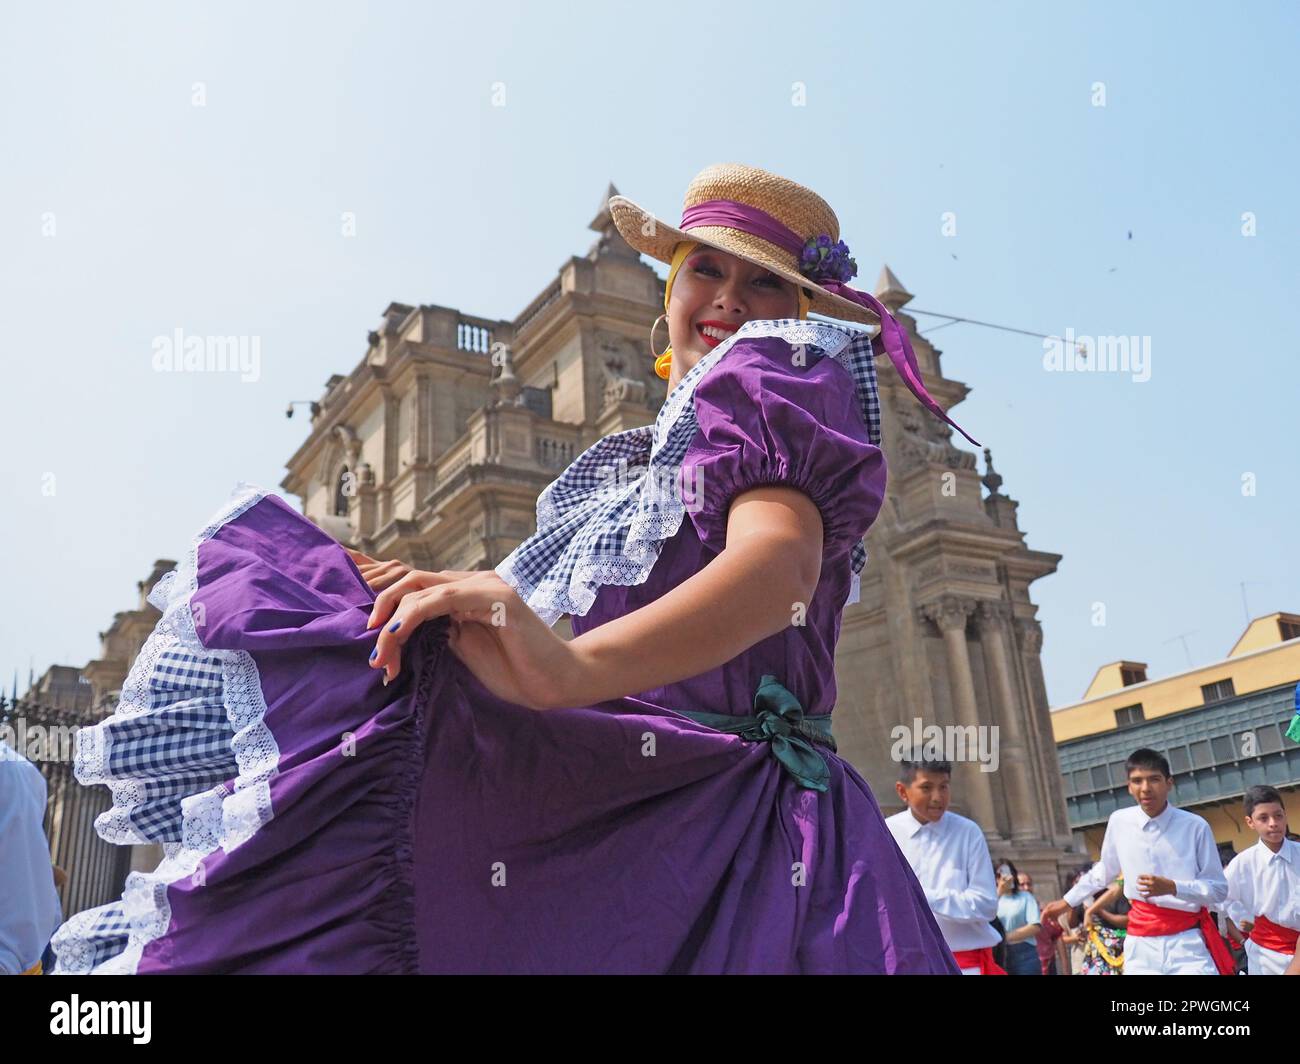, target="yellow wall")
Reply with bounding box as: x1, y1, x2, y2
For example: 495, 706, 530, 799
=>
1051, 632, 1300, 743
1228, 614, 1299, 657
